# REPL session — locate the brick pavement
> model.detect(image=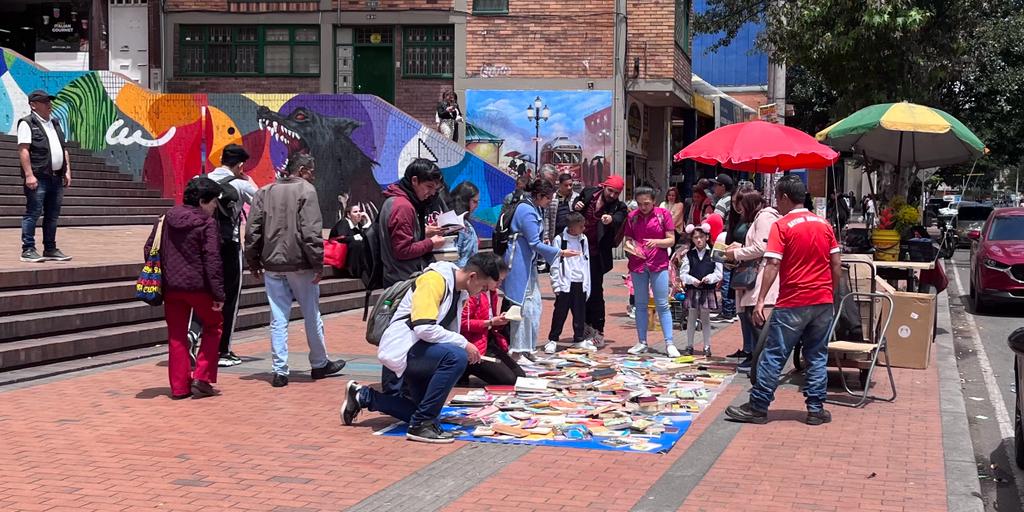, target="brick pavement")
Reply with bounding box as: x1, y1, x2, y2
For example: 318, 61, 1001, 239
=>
0, 260, 954, 512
